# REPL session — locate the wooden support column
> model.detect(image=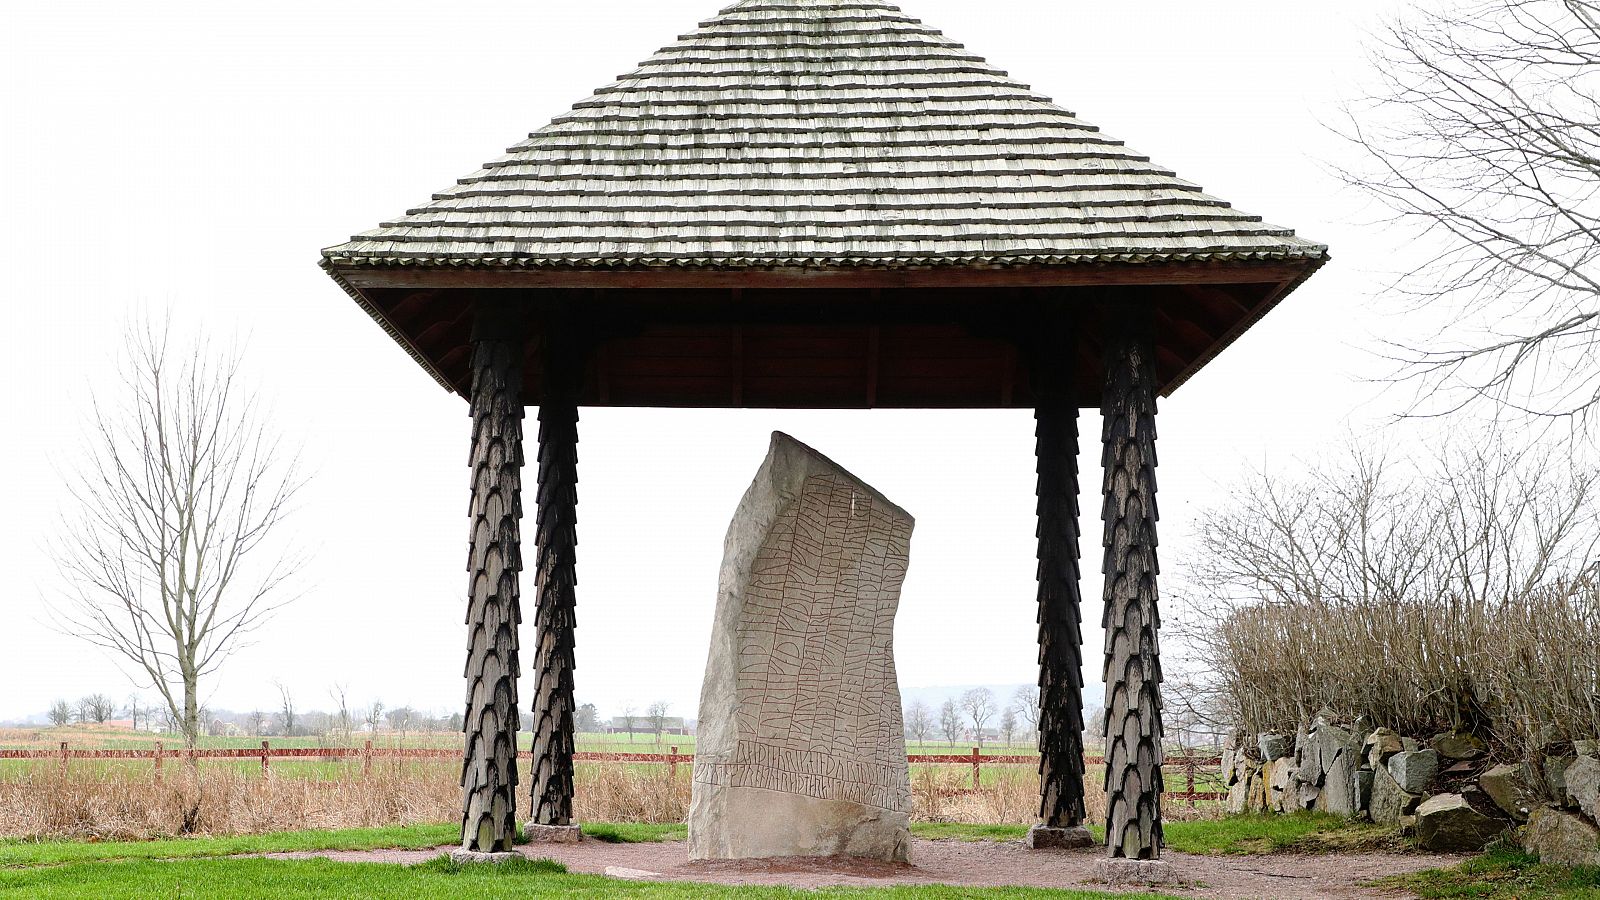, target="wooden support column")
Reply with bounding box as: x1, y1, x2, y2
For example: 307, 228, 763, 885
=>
1027, 310, 1092, 850
1099, 301, 1166, 860
460, 304, 526, 853
526, 320, 581, 830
